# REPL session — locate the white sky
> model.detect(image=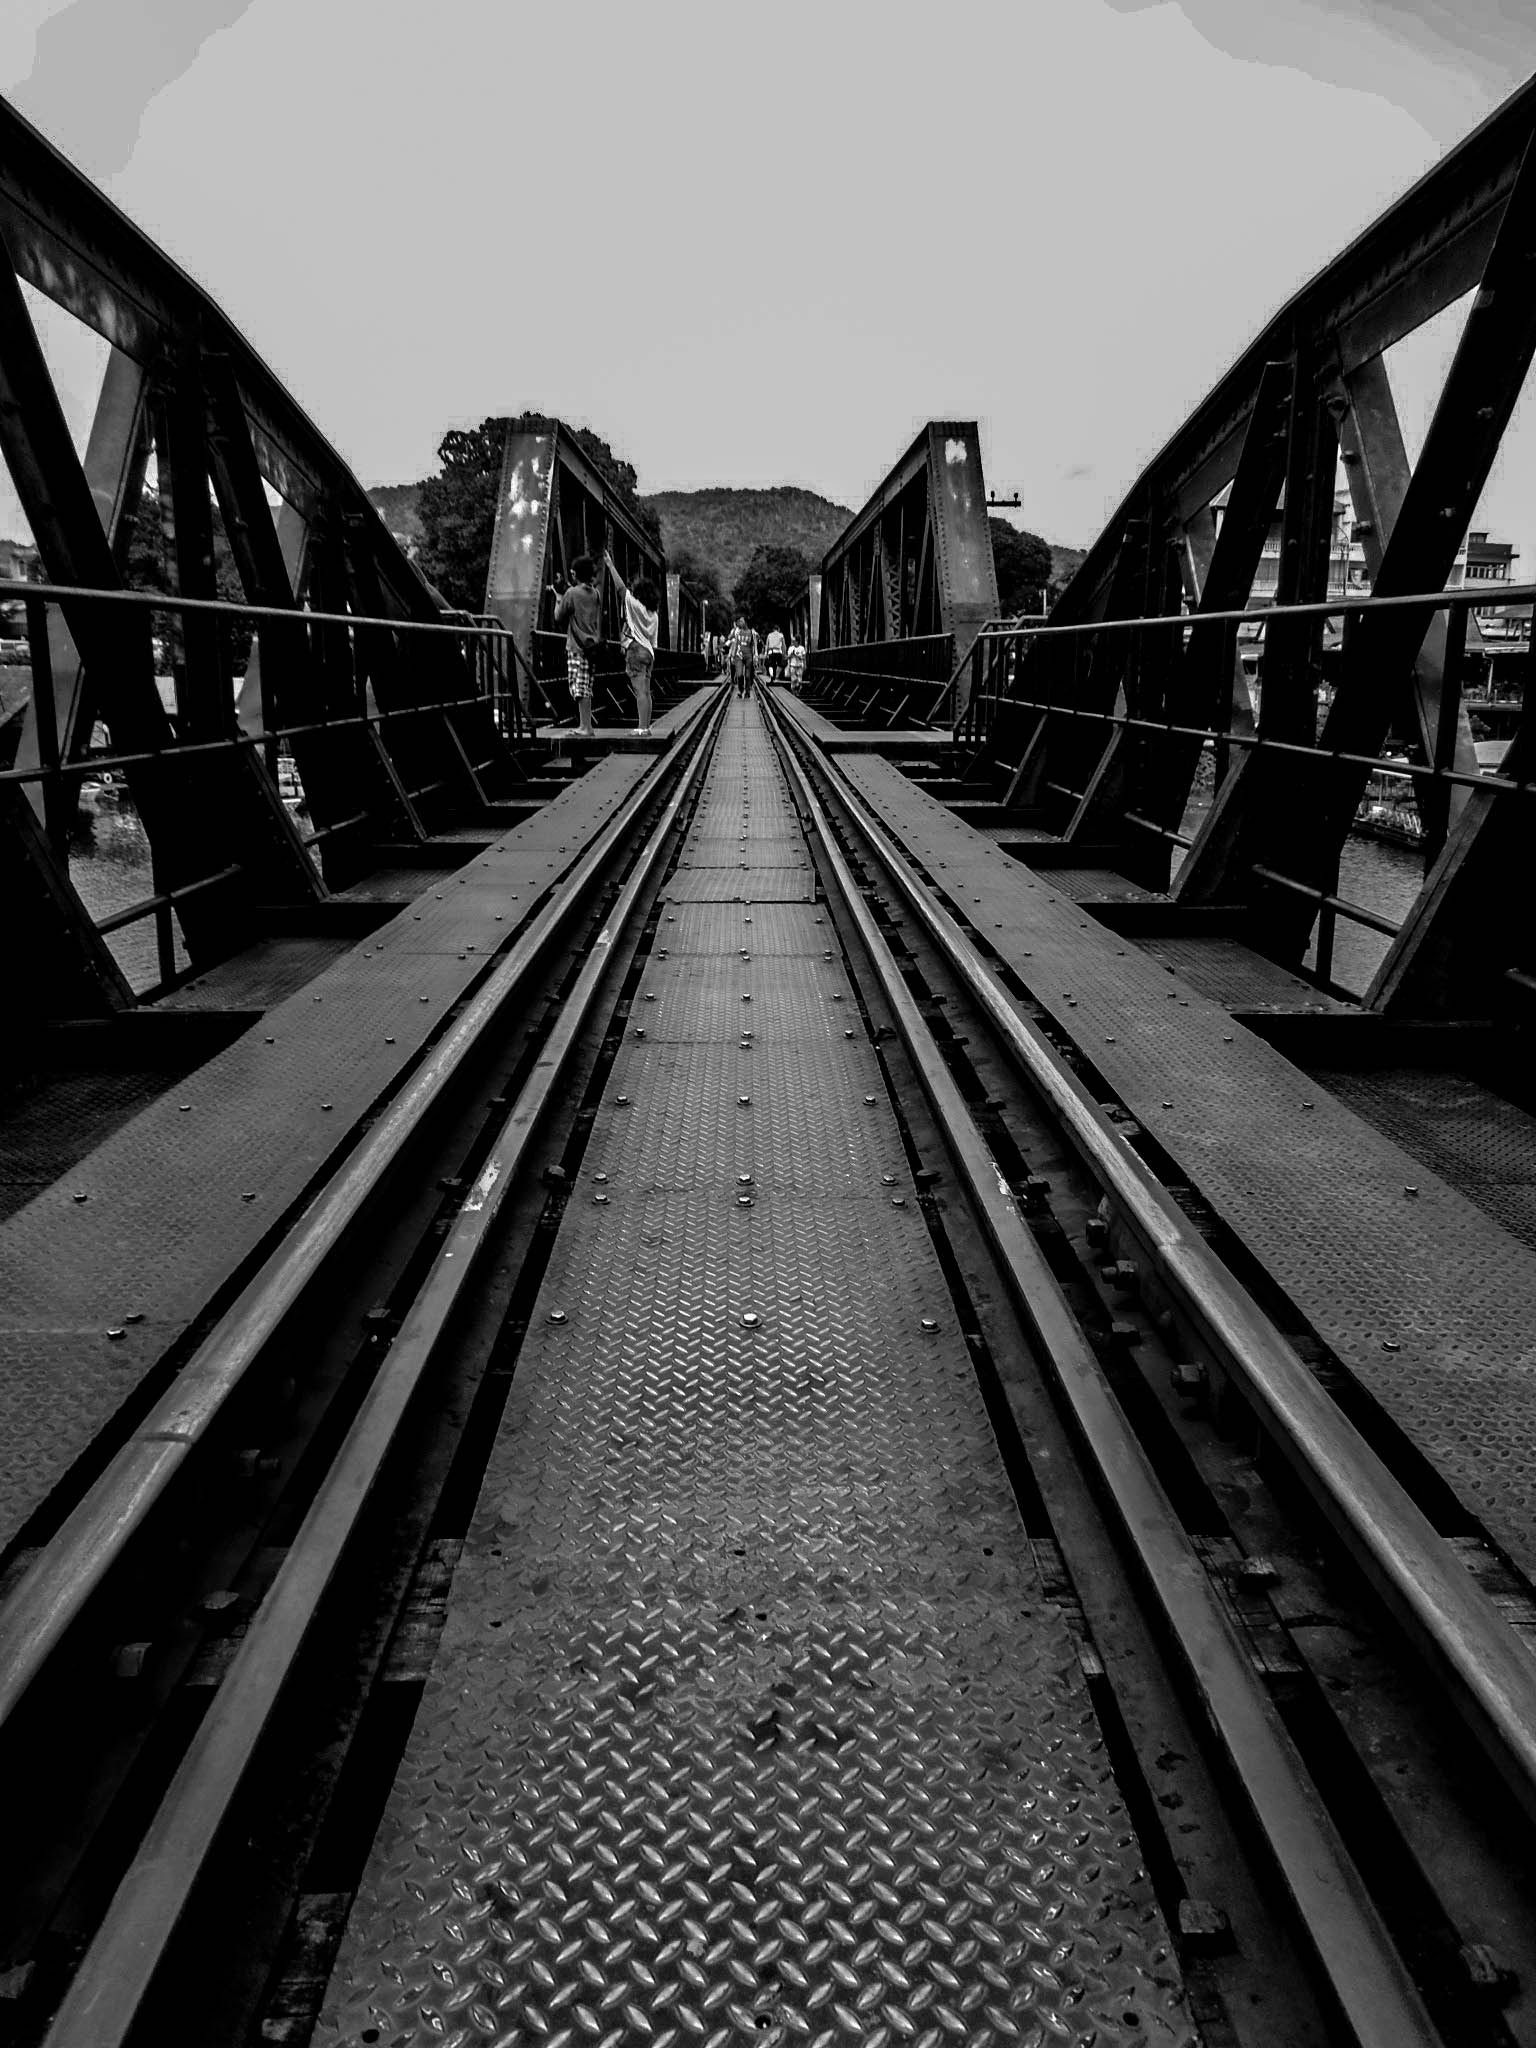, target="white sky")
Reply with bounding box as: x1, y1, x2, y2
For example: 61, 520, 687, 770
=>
3, 0, 1536, 568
